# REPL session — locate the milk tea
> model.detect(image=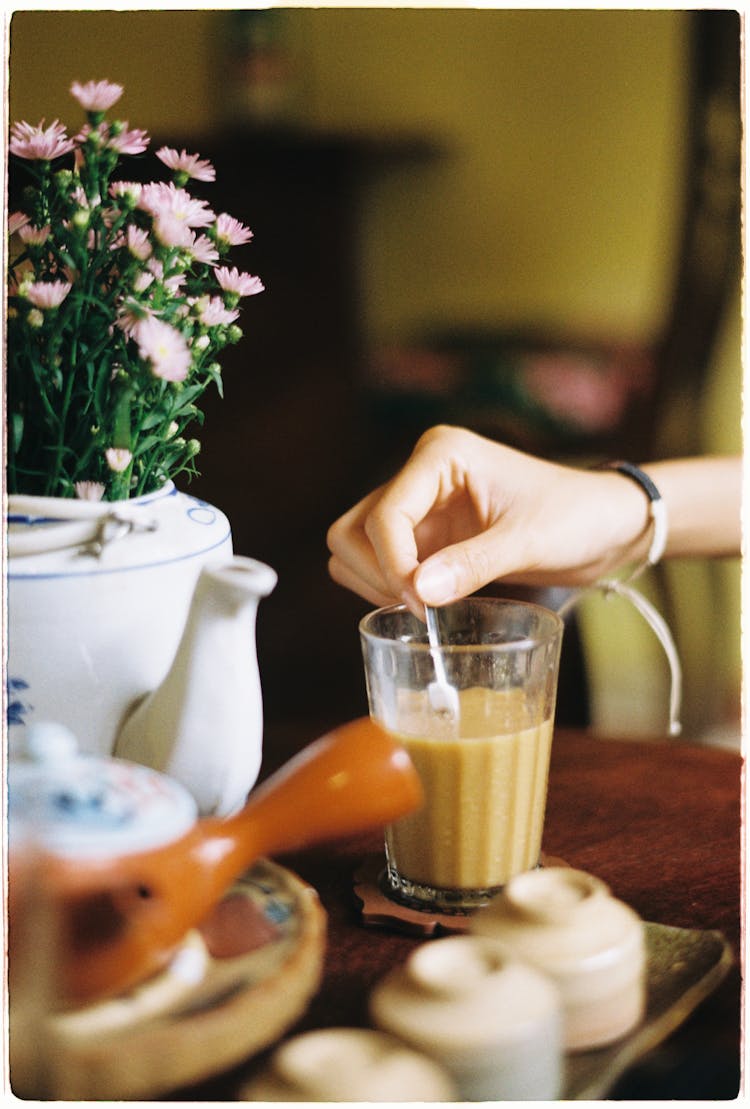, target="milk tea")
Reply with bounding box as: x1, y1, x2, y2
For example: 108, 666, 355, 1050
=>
384, 686, 553, 897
